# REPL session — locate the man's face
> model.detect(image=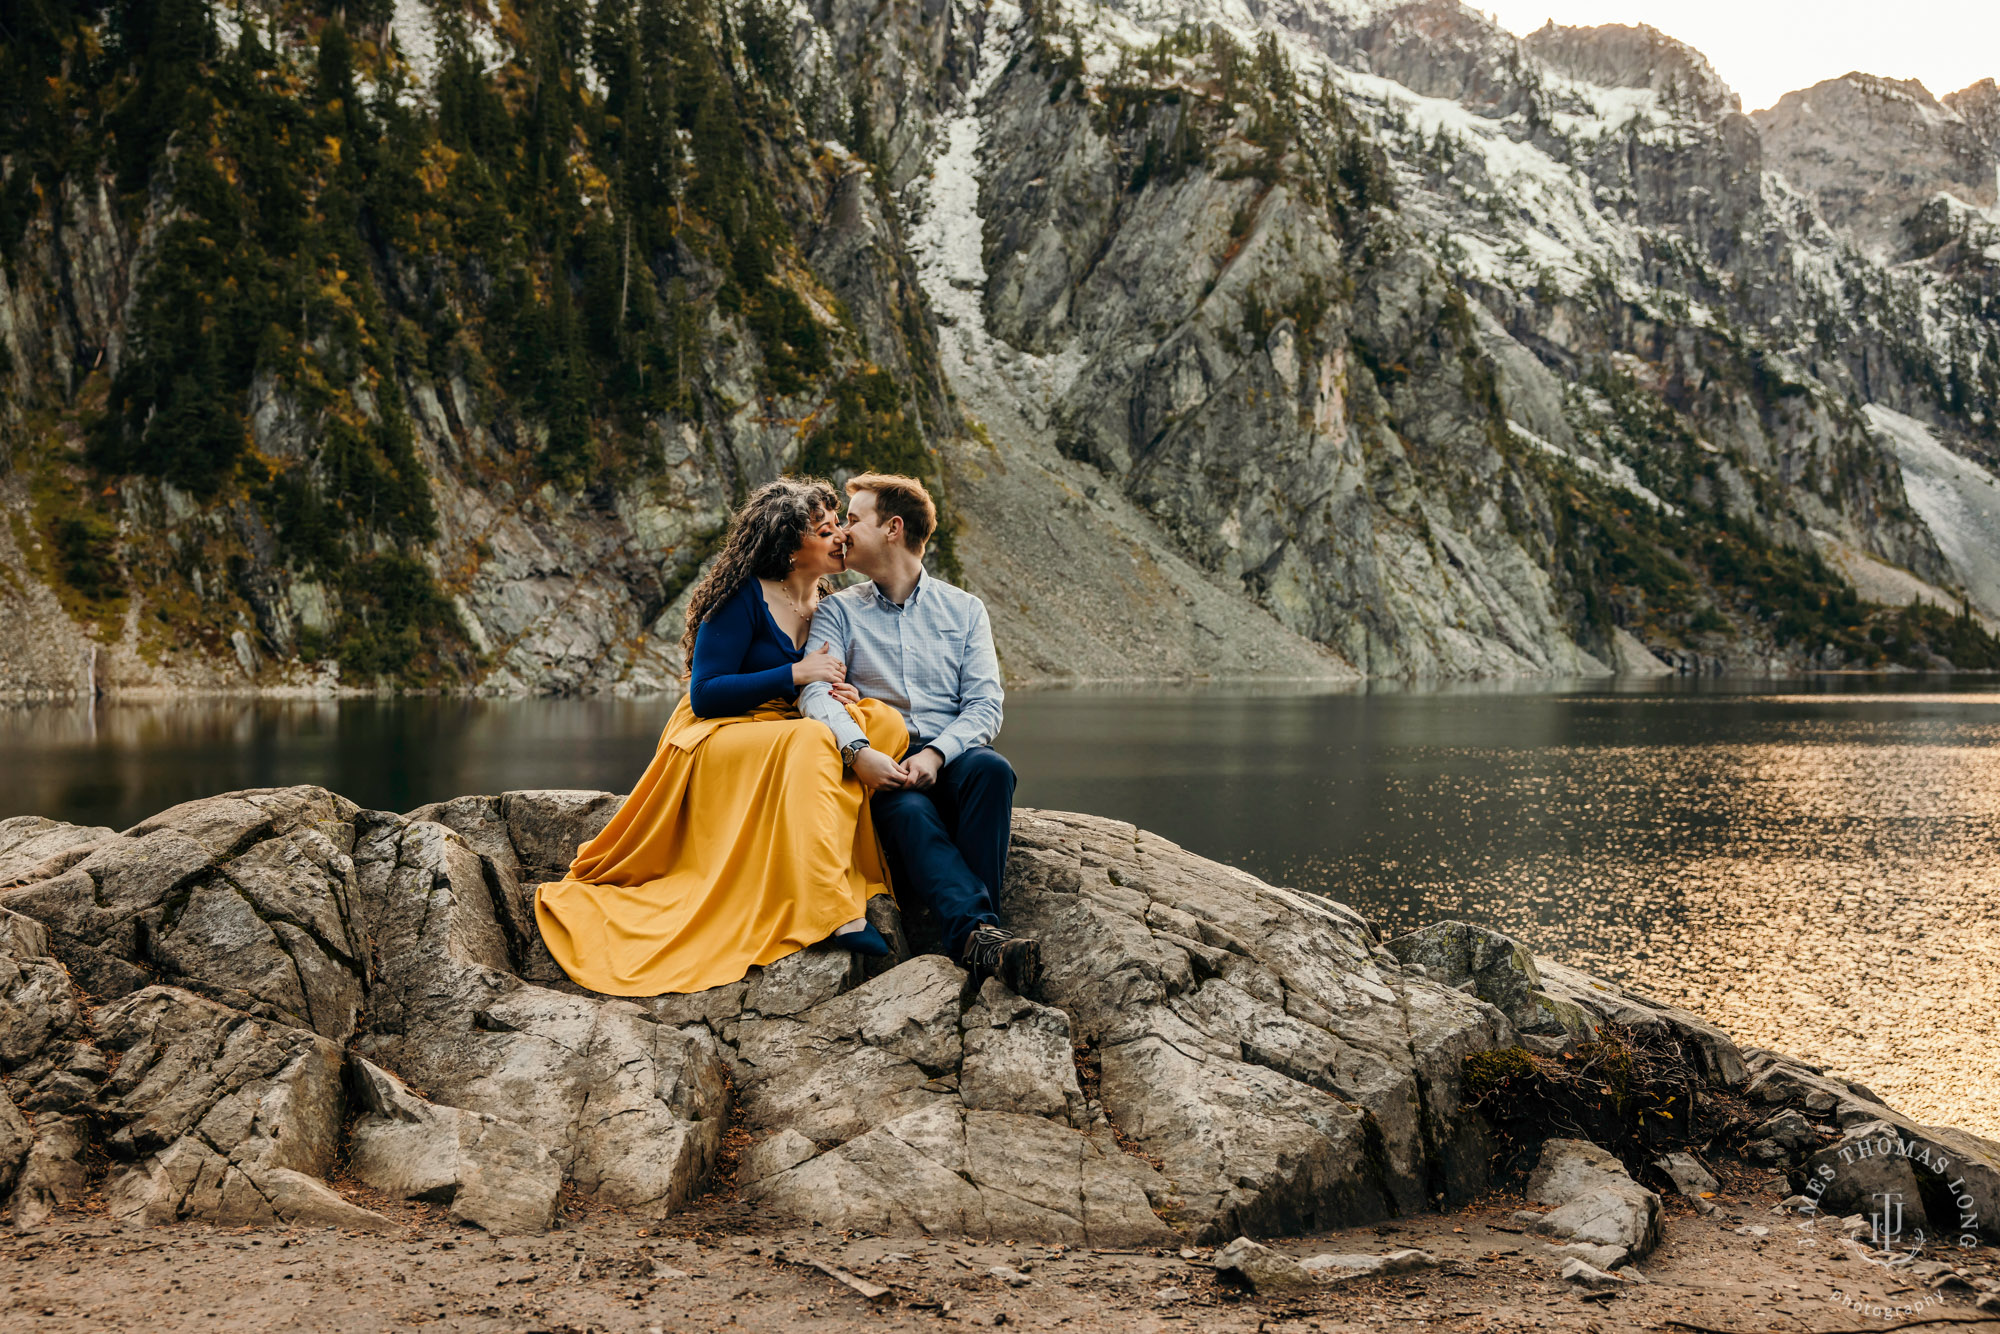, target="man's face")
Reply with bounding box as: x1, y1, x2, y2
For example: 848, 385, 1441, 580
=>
840, 490, 895, 573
